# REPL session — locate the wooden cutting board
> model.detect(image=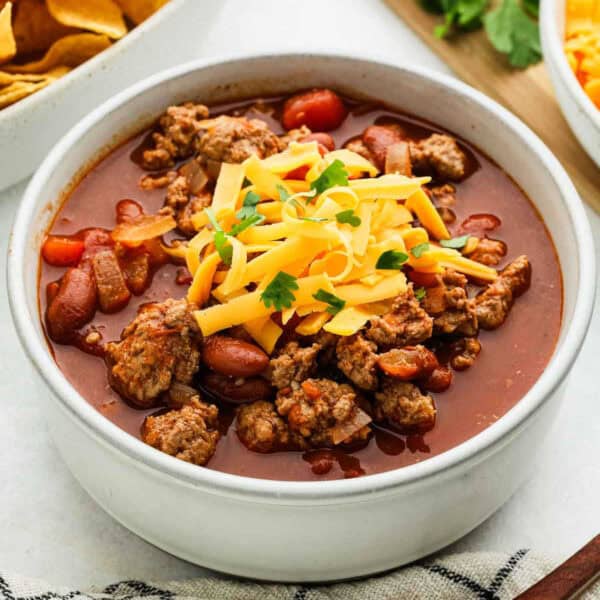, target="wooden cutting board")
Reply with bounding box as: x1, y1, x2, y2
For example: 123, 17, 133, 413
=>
385, 0, 600, 213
